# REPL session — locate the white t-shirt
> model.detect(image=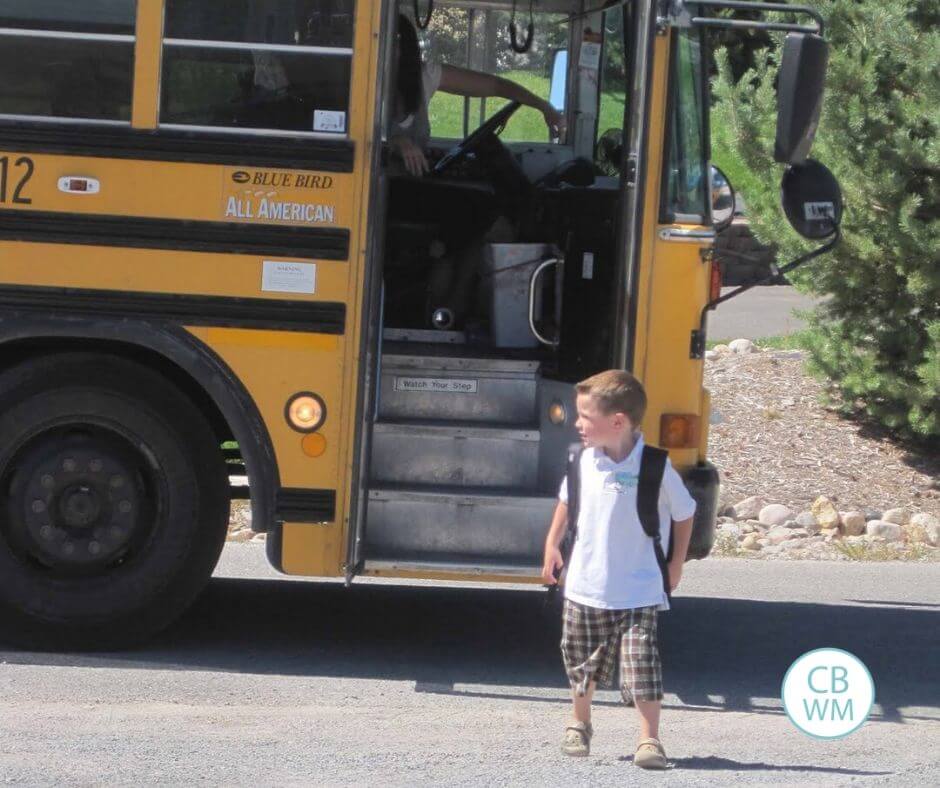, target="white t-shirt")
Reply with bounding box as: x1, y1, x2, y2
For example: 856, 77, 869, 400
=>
396, 60, 442, 131
558, 433, 697, 612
